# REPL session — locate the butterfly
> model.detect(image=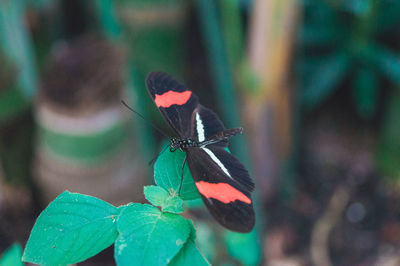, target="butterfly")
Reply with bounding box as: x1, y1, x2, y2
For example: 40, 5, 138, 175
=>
146, 72, 255, 233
